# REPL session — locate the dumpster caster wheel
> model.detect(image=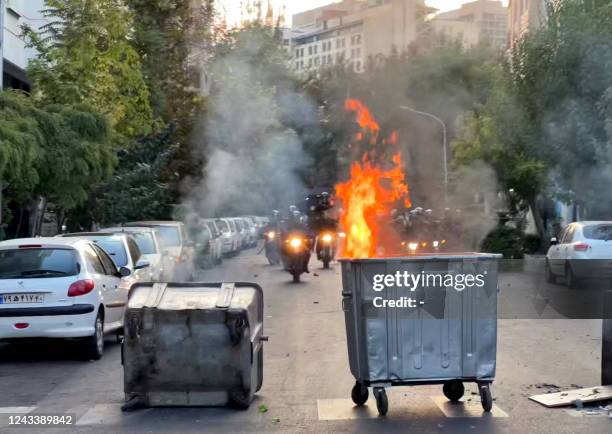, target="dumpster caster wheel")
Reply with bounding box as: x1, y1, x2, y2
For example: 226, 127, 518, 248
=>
443, 380, 464, 402
479, 385, 493, 412
373, 387, 388, 416
351, 382, 369, 406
